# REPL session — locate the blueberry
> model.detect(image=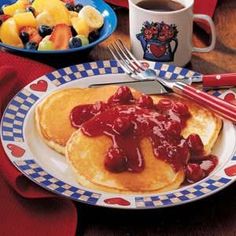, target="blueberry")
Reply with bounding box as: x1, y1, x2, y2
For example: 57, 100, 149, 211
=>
70, 26, 77, 36
74, 4, 83, 13
20, 32, 30, 44
0, 7, 4, 15
88, 30, 100, 43
0, 17, 3, 26
25, 42, 38, 50
69, 37, 82, 48
26, 6, 36, 16
38, 25, 53, 37
65, 3, 74, 11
